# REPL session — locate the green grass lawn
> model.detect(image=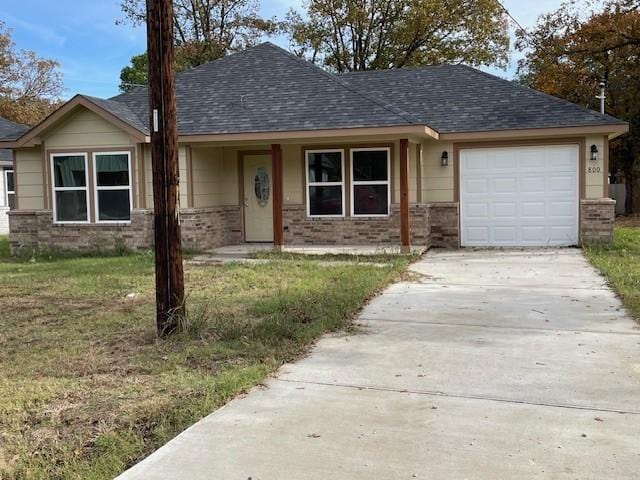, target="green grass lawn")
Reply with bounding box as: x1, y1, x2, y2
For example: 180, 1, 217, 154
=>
584, 226, 640, 321
0, 239, 411, 479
